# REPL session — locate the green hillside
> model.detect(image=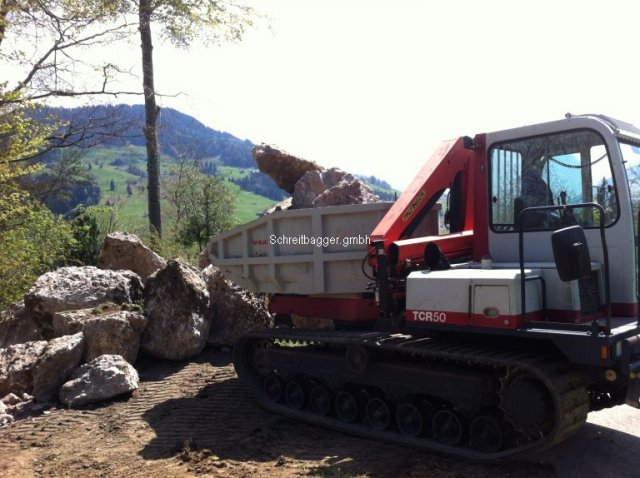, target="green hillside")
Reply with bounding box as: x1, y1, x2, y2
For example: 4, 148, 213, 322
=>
35, 105, 397, 237
79, 148, 279, 232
